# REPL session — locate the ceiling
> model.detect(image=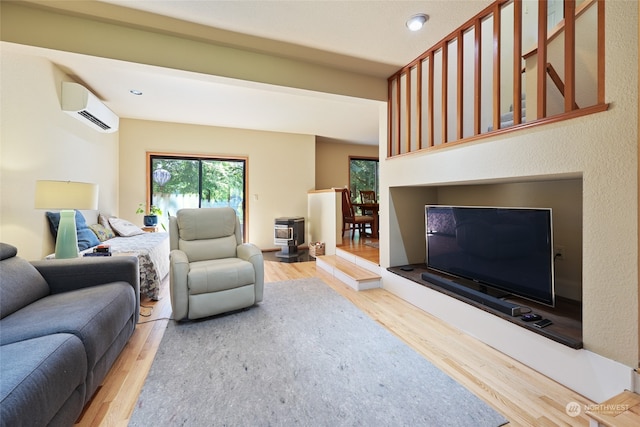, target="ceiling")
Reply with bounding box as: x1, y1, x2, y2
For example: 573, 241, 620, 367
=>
99, 0, 489, 69
6, 0, 492, 145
